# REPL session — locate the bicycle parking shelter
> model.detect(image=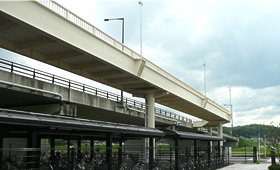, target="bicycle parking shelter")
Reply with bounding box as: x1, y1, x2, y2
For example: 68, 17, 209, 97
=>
0, 109, 229, 170
161, 129, 225, 169
0, 108, 165, 169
